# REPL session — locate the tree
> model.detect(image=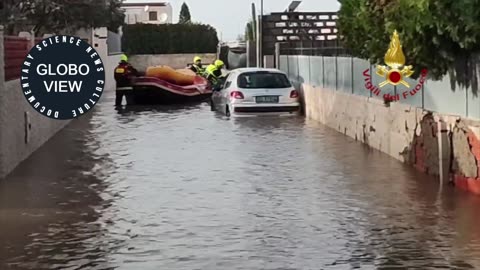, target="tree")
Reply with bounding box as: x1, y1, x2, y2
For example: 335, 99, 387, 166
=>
236, 34, 245, 42
179, 2, 191, 24
338, 0, 480, 95
0, 0, 125, 36
245, 20, 256, 41
244, 3, 257, 41
0, 0, 27, 34
104, 0, 126, 33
